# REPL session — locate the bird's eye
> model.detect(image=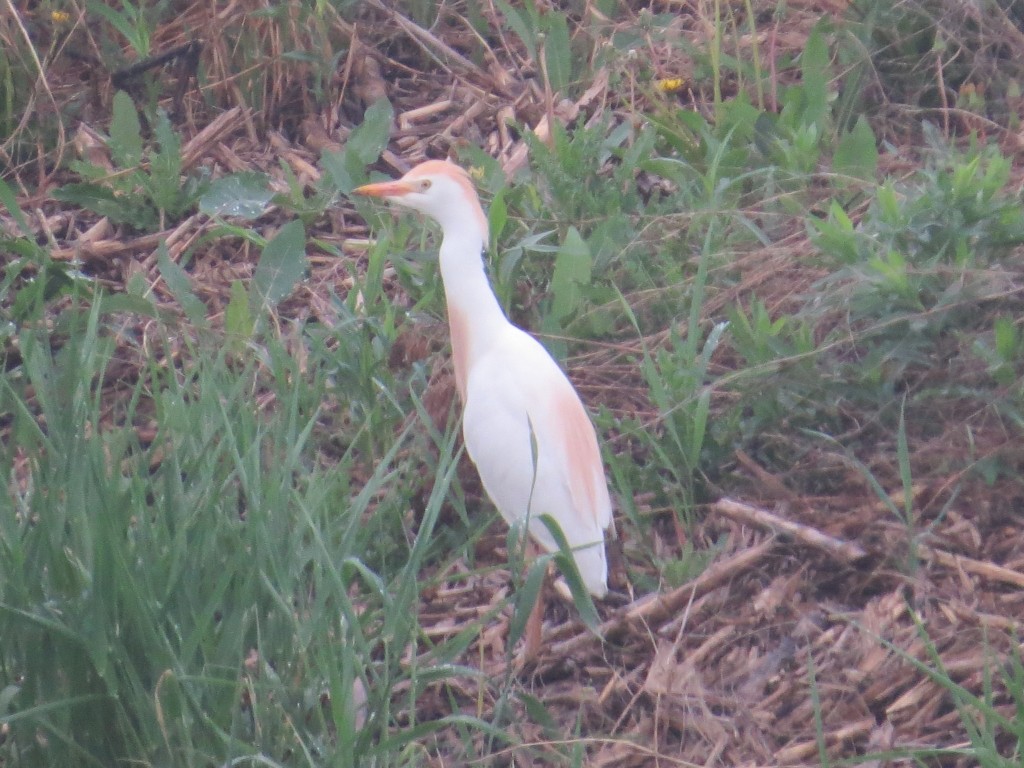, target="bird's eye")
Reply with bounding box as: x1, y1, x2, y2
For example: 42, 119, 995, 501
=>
418, 179, 432, 191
